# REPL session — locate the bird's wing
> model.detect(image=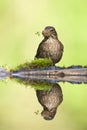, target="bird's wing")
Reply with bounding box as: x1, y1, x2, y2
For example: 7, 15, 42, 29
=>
36, 90, 48, 107
35, 39, 46, 58
59, 40, 64, 51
